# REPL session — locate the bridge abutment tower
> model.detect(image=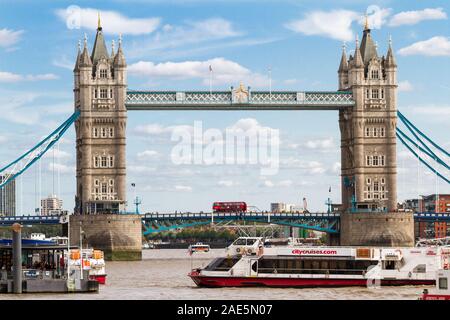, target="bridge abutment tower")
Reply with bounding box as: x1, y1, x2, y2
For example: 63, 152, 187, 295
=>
337, 24, 413, 246
73, 20, 141, 260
